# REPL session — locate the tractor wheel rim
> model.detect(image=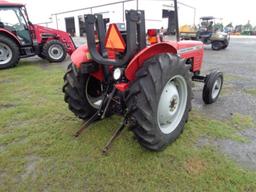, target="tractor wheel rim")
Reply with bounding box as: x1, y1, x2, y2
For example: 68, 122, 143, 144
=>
0, 42, 12, 65
212, 77, 222, 99
85, 76, 103, 109
48, 44, 64, 60
157, 75, 188, 135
